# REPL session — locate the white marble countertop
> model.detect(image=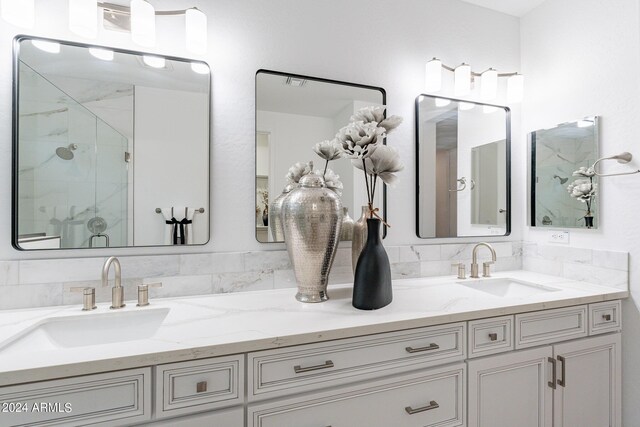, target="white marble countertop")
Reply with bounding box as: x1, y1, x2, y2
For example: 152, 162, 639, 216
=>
0, 270, 627, 385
